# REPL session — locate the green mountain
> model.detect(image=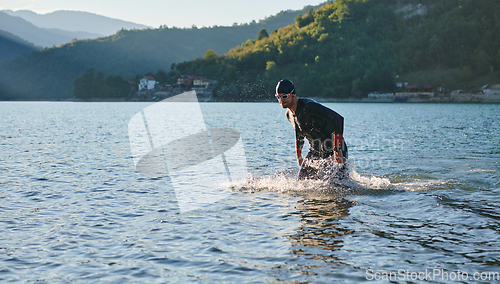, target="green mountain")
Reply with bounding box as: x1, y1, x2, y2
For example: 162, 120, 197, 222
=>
0, 29, 40, 62
0, 5, 321, 101
172, 0, 500, 101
